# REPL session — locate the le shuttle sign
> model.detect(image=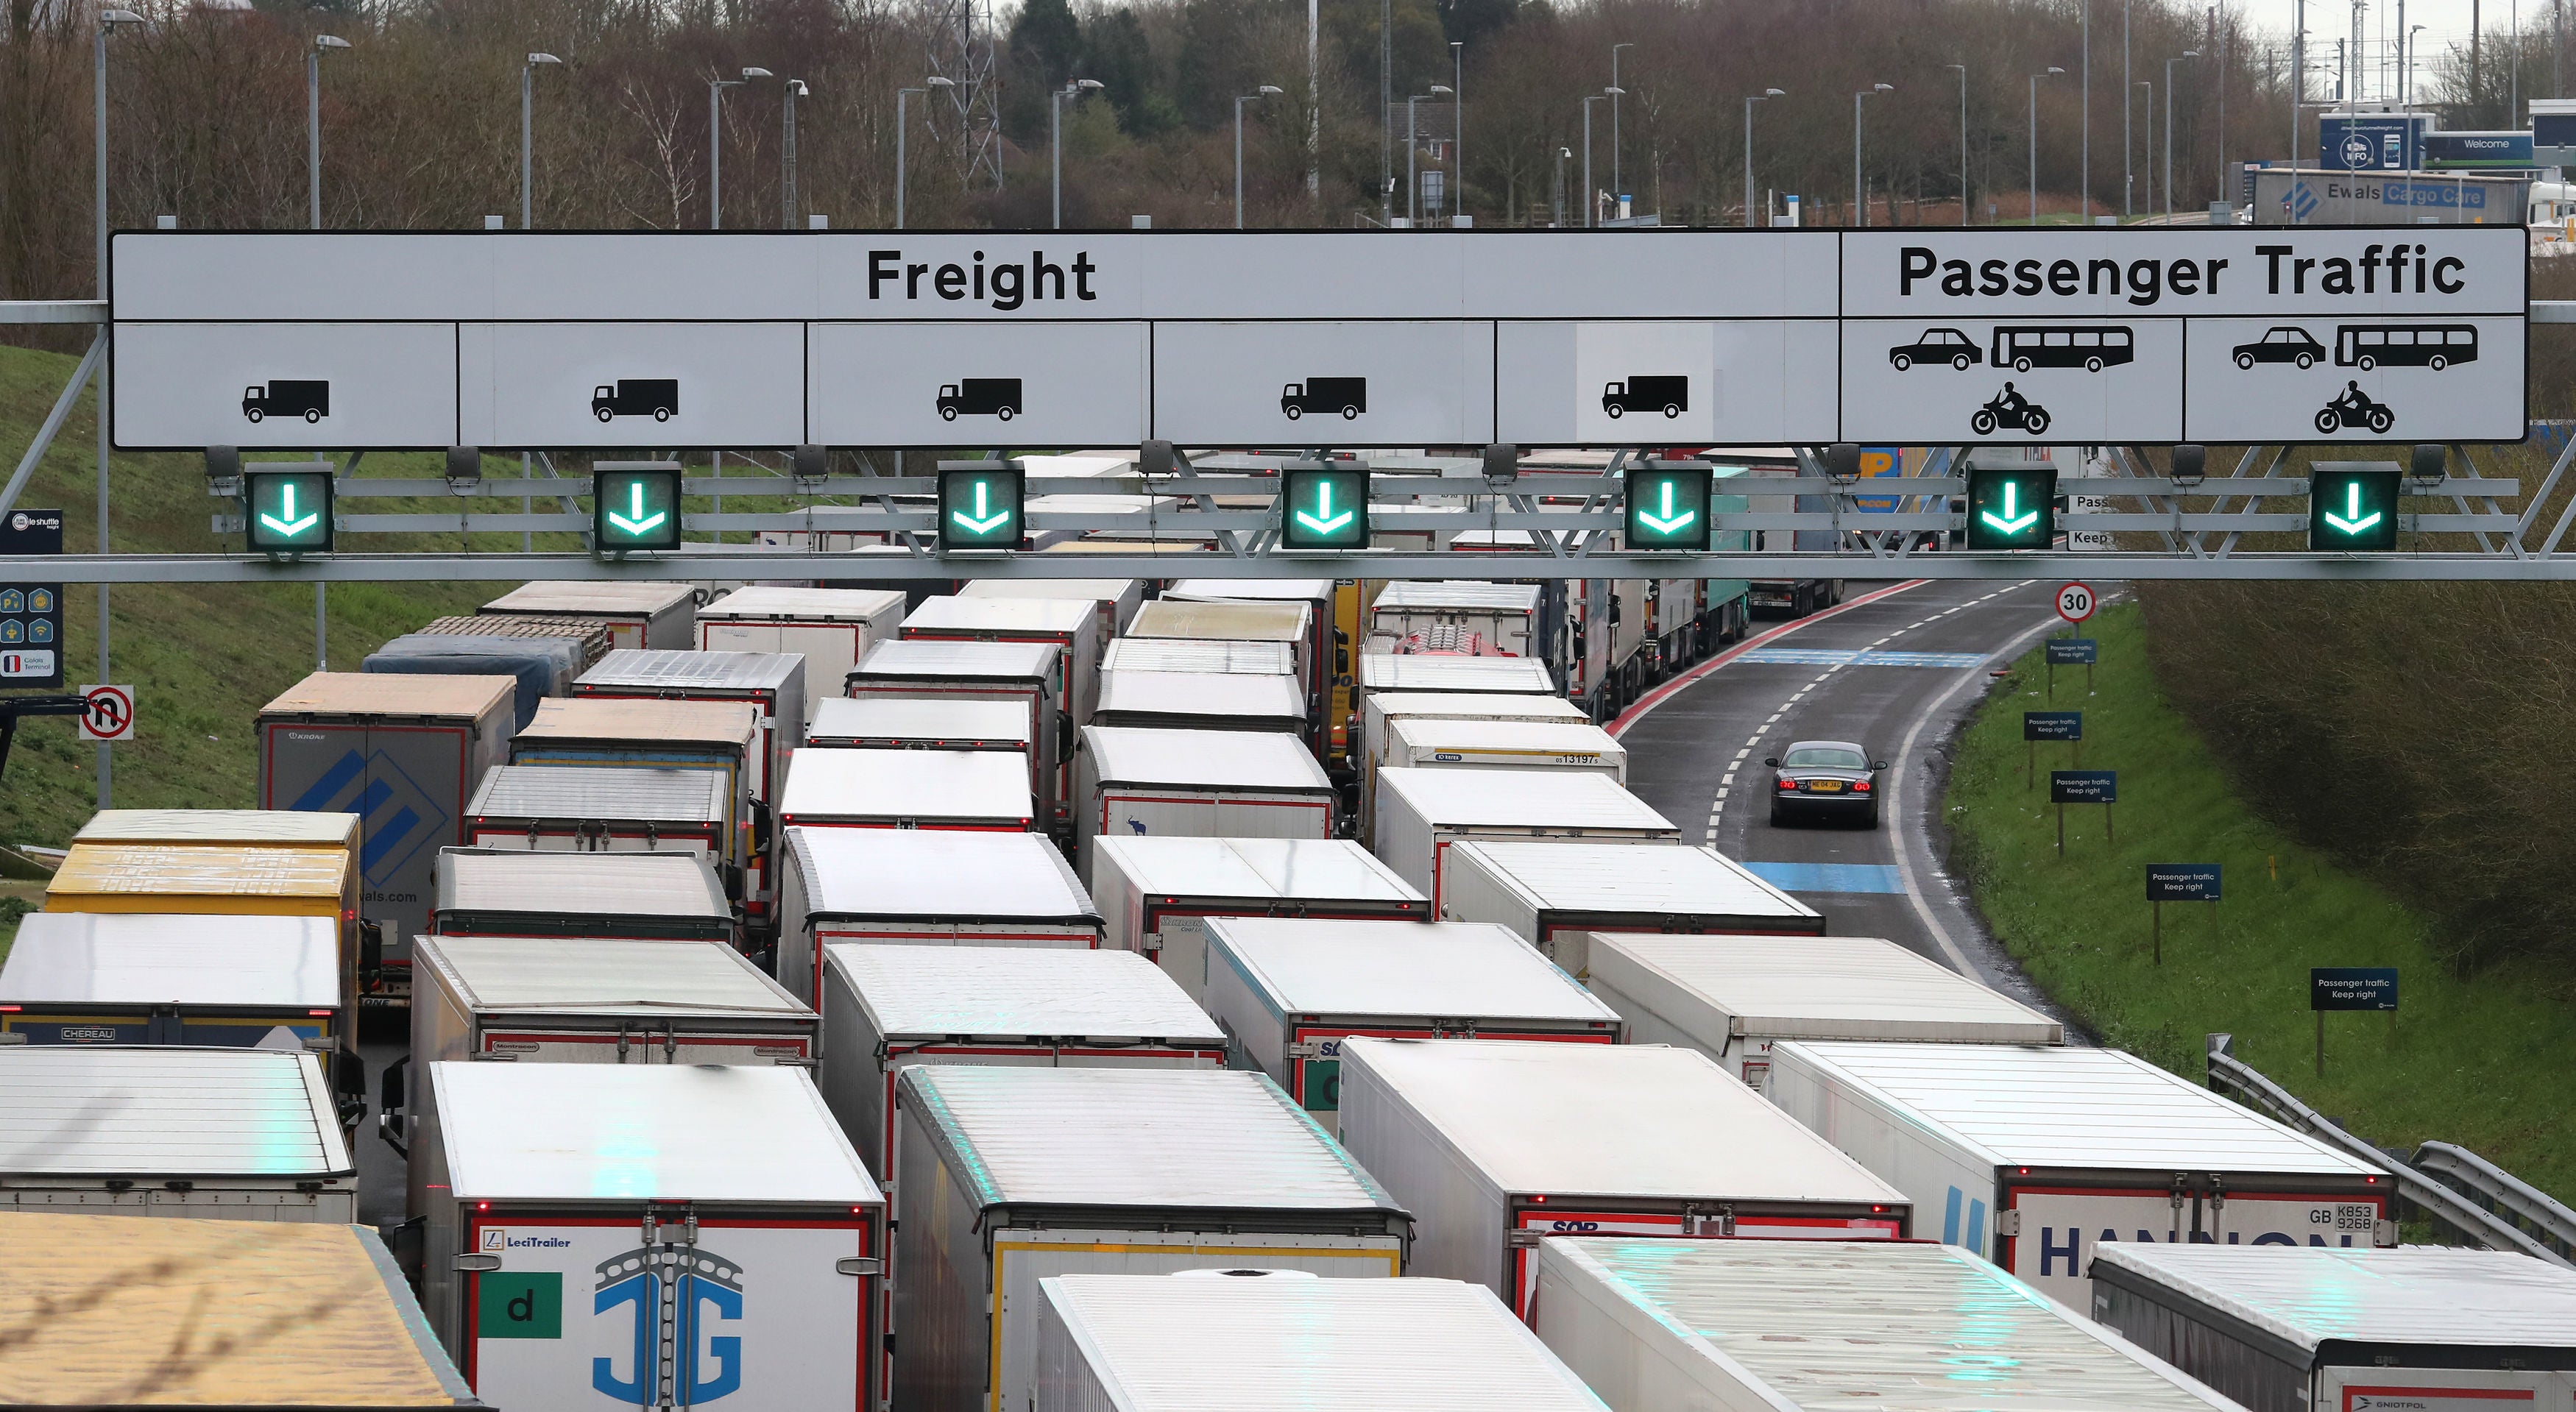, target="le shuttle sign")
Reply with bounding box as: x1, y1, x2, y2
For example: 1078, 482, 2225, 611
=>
107, 227, 2525, 450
